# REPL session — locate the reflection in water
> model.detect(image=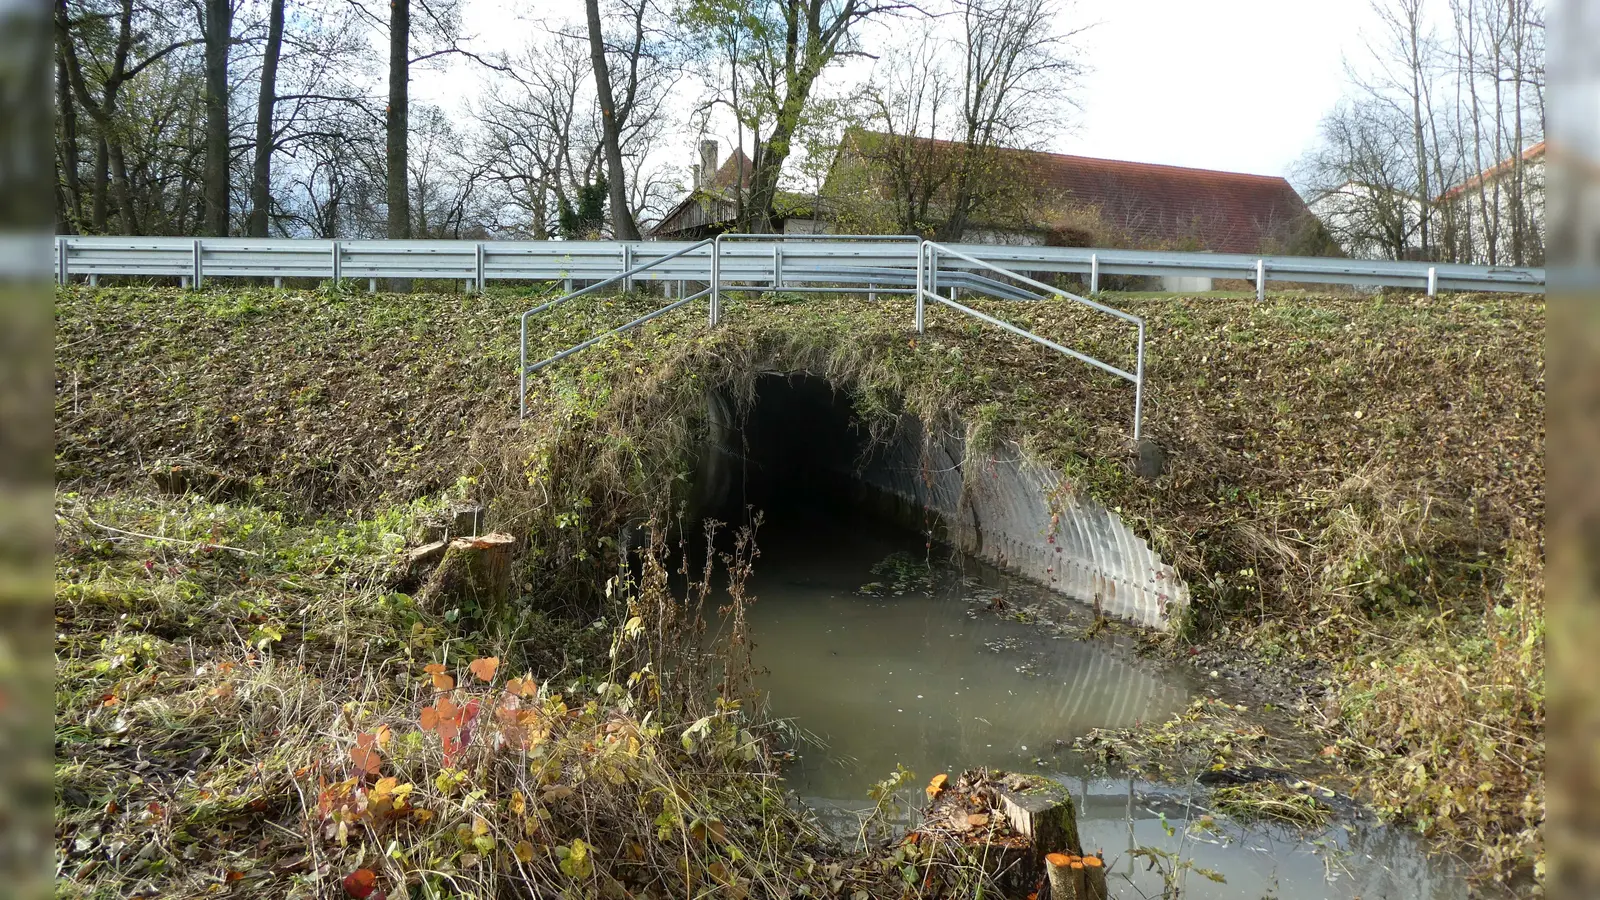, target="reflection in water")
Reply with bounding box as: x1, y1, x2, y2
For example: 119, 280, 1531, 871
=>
741, 512, 1489, 900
